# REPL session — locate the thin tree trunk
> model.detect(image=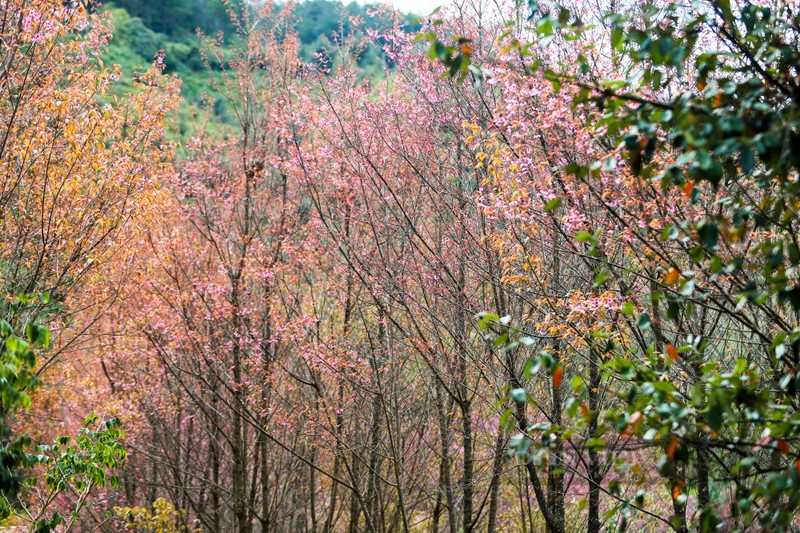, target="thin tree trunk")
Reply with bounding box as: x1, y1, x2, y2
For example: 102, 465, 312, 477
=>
435, 386, 457, 533
461, 403, 474, 533
376, 315, 411, 533
507, 350, 563, 533
547, 342, 565, 533
348, 454, 364, 533
546, 217, 565, 533
323, 385, 345, 533
231, 272, 252, 533
691, 361, 709, 512
431, 461, 444, 533
325, 252, 352, 532
587, 348, 601, 533
486, 426, 506, 532
310, 441, 318, 532
455, 260, 474, 533
211, 396, 221, 532
668, 463, 688, 533
364, 389, 382, 533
